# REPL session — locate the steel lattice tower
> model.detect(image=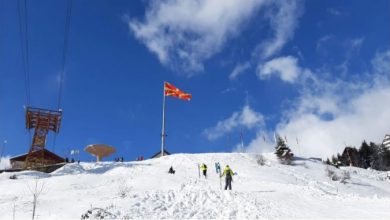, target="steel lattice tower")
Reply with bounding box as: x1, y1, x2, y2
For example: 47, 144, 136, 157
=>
24, 107, 62, 169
